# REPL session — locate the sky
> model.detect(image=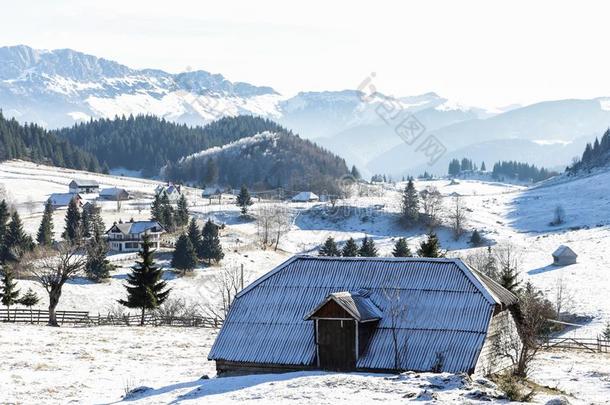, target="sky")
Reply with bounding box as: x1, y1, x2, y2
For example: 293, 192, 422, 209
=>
2, 0, 610, 108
